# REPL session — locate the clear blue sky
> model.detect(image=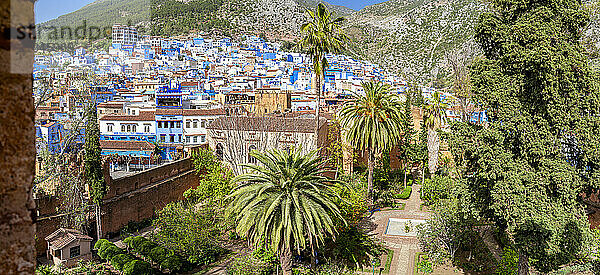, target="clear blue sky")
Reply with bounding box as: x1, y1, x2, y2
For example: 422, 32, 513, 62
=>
35, 0, 96, 23
35, 0, 385, 23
